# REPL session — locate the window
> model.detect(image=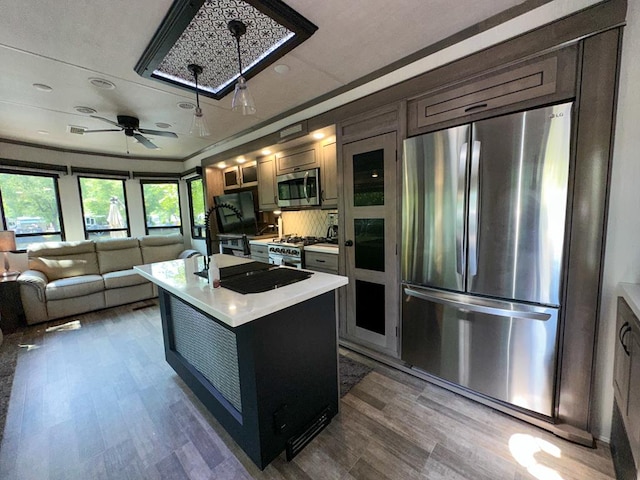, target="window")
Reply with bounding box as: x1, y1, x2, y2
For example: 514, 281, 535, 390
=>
141, 181, 182, 236
0, 171, 64, 249
78, 177, 129, 239
187, 177, 206, 239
